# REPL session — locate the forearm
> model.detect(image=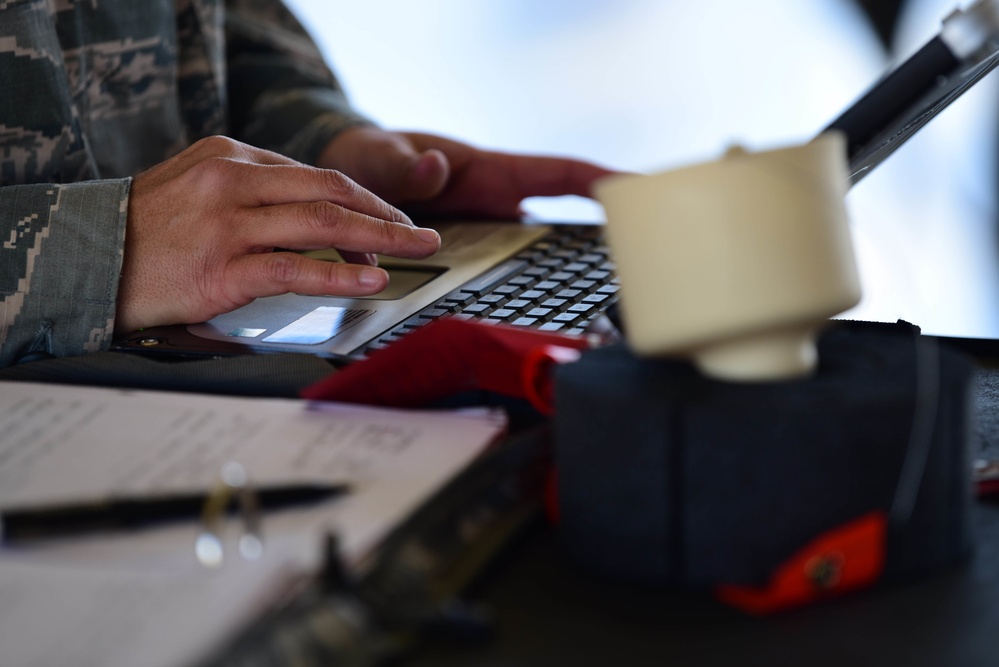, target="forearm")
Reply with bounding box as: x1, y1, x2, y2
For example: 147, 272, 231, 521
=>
0, 180, 130, 367
225, 0, 374, 165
